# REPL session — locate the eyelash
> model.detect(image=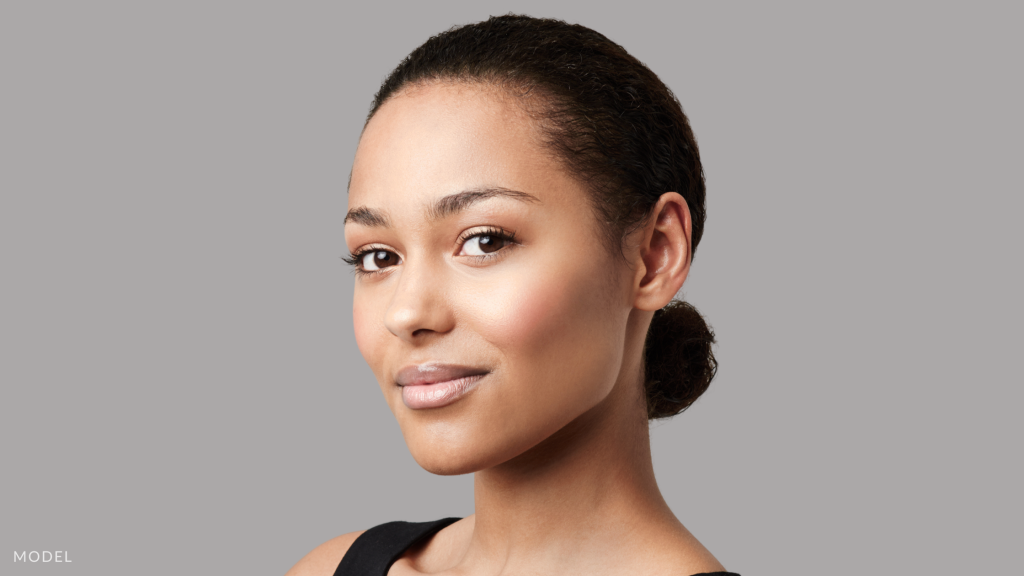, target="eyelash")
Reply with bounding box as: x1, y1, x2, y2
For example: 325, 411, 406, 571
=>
342, 227, 519, 277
